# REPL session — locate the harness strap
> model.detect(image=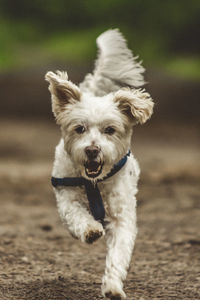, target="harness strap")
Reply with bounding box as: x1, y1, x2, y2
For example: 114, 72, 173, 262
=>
51, 151, 130, 223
